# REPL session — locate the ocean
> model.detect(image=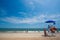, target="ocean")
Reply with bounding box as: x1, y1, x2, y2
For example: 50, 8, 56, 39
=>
0, 28, 60, 32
